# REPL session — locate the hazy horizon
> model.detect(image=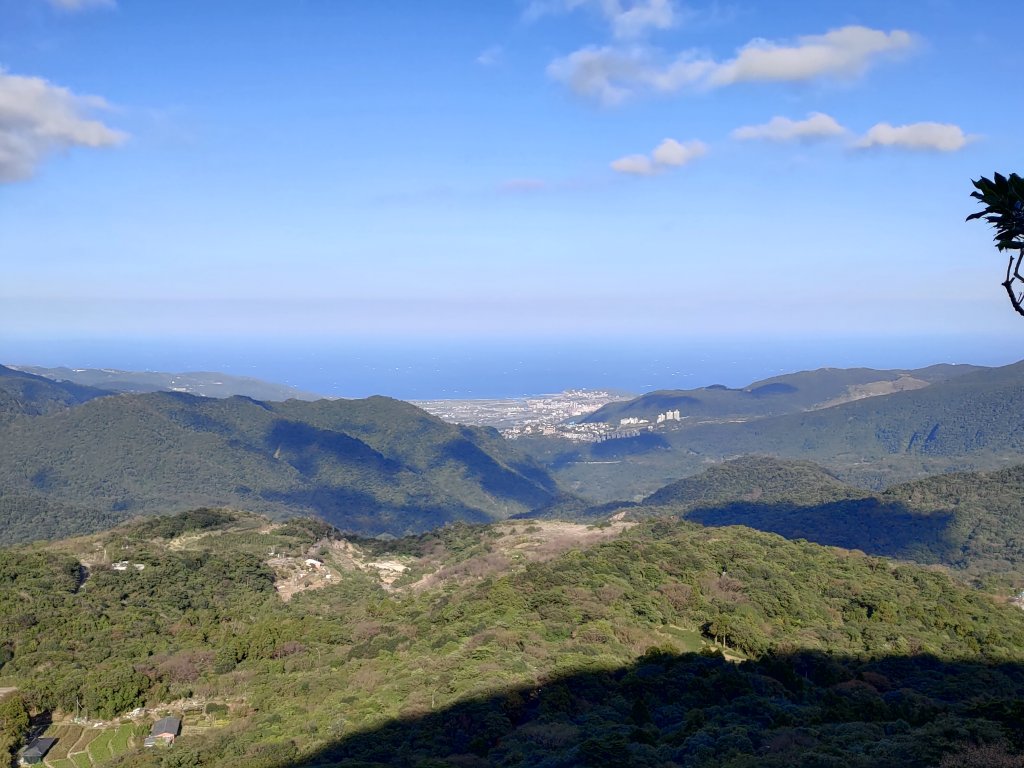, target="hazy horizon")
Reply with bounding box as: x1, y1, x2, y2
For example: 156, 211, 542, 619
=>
5, 332, 1022, 399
